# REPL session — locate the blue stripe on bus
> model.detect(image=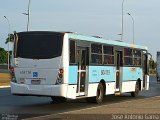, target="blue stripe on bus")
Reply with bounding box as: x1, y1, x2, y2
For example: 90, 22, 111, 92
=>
89, 66, 116, 82
122, 67, 143, 81
68, 66, 143, 84
68, 66, 78, 84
